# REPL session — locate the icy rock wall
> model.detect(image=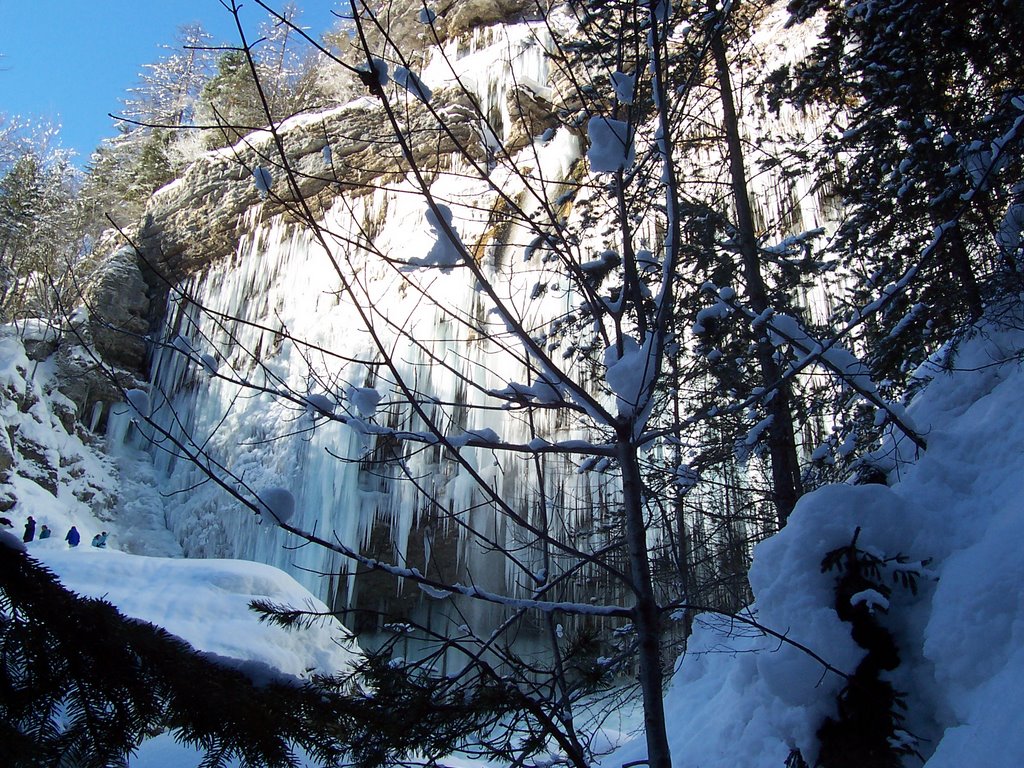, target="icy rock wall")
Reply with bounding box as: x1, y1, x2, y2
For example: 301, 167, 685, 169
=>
110, 22, 613, 652
134, 176, 611, 640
